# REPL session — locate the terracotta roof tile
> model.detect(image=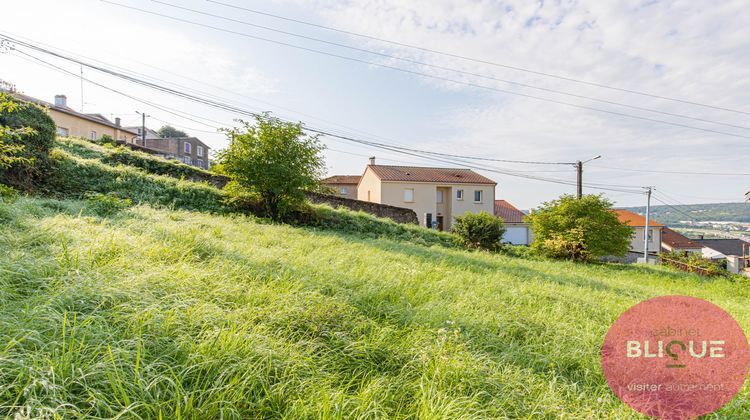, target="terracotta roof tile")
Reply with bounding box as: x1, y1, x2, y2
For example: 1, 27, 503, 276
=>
494, 200, 526, 223
322, 175, 361, 185
367, 165, 496, 185
613, 209, 664, 227
661, 227, 703, 249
